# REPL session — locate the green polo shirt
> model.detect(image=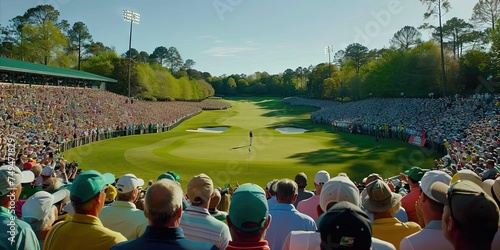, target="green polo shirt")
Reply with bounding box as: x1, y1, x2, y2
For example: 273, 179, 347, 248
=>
0, 206, 40, 250
44, 212, 127, 250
